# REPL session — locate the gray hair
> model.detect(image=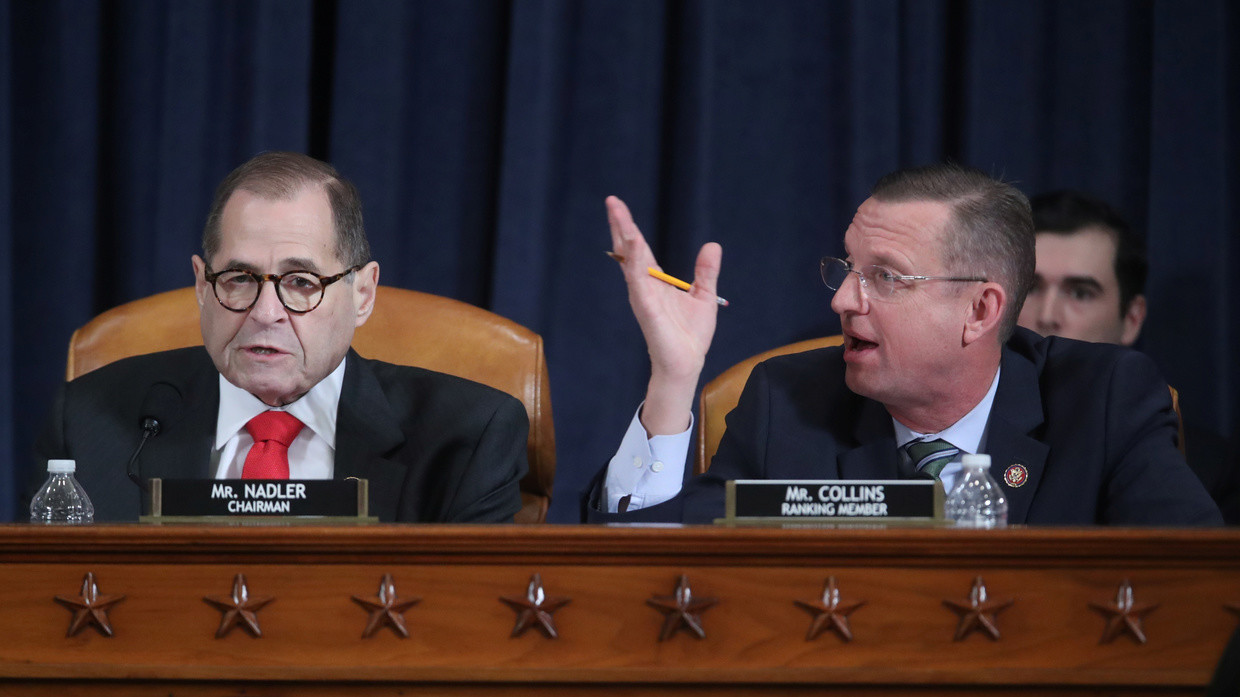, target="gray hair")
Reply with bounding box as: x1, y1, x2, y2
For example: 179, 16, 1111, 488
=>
871, 163, 1034, 341
202, 151, 369, 268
